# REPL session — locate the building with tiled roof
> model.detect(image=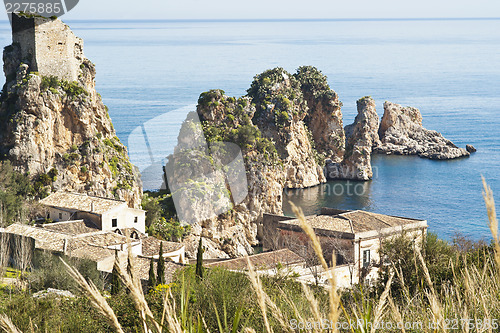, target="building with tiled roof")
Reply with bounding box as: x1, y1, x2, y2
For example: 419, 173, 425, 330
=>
262, 208, 427, 288
205, 249, 305, 272
40, 191, 146, 234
